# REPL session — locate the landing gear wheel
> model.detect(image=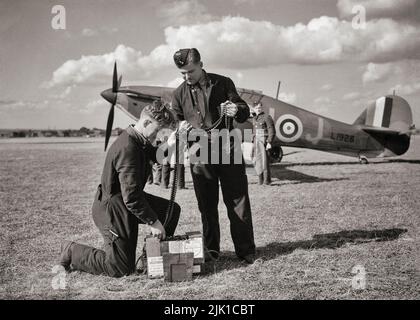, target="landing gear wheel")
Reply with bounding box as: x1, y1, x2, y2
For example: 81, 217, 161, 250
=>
269, 146, 283, 163
359, 156, 369, 164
